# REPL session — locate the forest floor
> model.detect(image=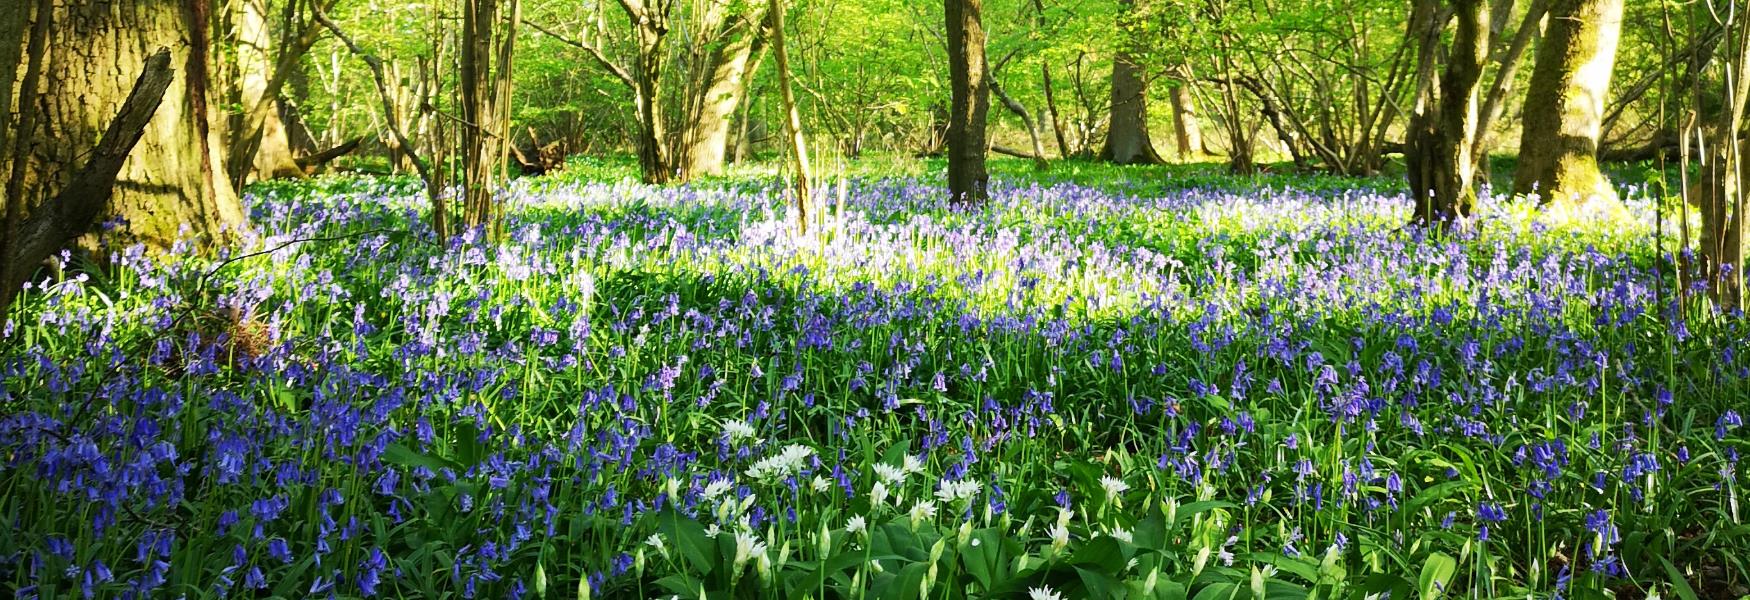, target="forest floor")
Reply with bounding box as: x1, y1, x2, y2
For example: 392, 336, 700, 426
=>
3, 158, 1746, 599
